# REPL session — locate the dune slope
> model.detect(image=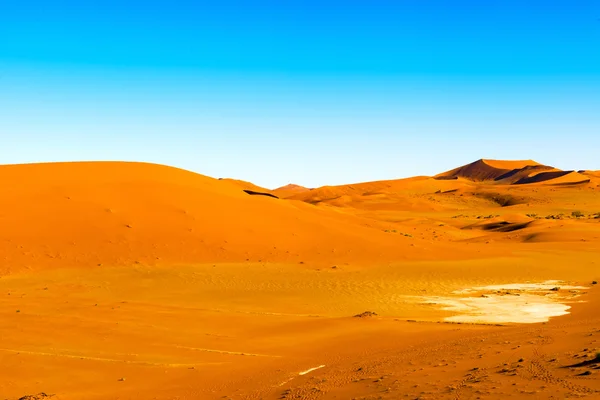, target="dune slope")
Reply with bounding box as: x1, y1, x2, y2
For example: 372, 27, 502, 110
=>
0, 162, 441, 275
